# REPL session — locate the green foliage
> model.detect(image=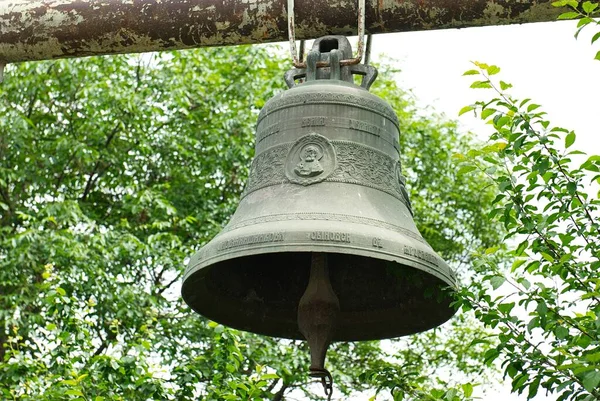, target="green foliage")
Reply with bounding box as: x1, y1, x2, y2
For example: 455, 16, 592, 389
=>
553, 0, 600, 60
456, 61, 600, 400
0, 48, 502, 400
